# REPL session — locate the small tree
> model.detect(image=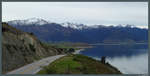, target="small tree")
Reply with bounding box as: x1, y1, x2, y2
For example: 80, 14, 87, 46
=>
101, 56, 106, 64
29, 32, 34, 35
68, 48, 75, 53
